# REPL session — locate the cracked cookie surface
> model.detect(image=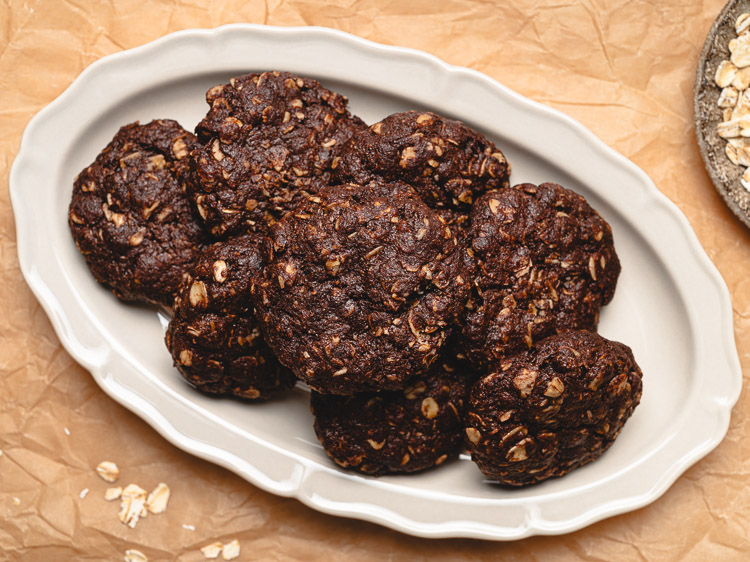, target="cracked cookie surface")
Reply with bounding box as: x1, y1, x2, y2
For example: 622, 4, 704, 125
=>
460, 182, 620, 369
191, 71, 366, 237
335, 110, 510, 213
252, 180, 470, 394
